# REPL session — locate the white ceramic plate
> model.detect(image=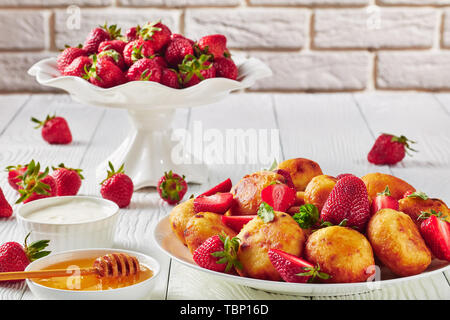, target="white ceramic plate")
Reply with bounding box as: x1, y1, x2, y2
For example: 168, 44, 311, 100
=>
153, 215, 450, 296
